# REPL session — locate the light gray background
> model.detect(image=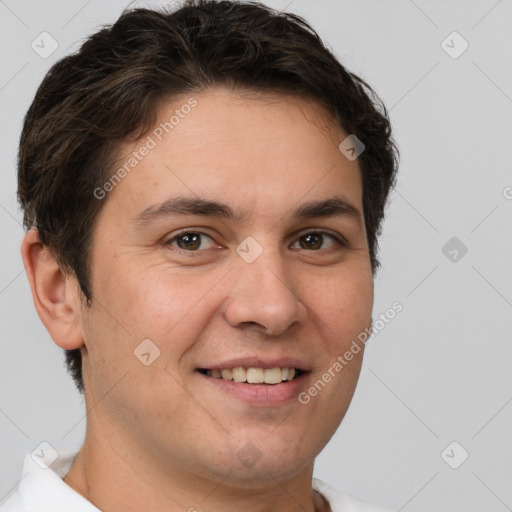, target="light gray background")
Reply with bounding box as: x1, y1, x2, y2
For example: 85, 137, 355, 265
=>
1, 1, 511, 510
